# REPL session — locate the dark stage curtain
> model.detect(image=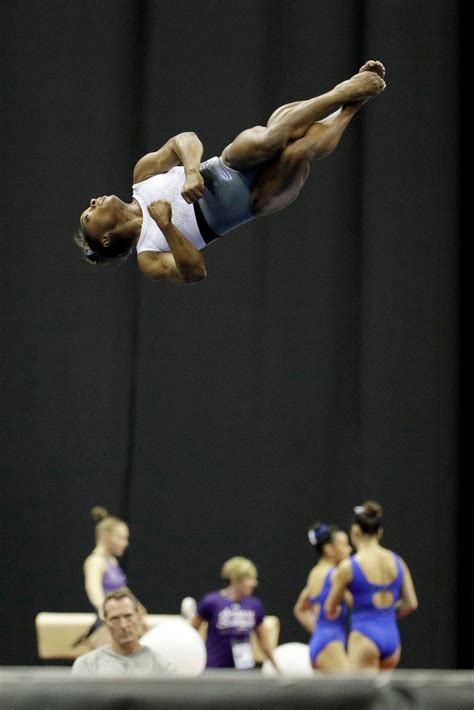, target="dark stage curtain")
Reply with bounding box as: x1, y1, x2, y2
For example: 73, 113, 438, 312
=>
2, 0, 466, 667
